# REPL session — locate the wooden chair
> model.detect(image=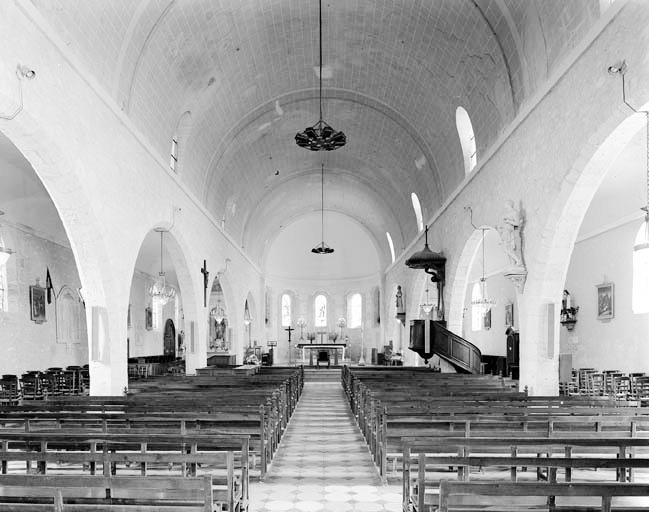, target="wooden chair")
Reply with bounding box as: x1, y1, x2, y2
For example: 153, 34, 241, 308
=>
0, 375, 20, 405
20, 372, 43, 400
